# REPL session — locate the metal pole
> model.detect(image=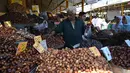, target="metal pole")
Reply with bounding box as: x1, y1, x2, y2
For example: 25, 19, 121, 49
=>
121, 3, 124, 16
66, 0, 69, 9
82, 0, 84, 12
